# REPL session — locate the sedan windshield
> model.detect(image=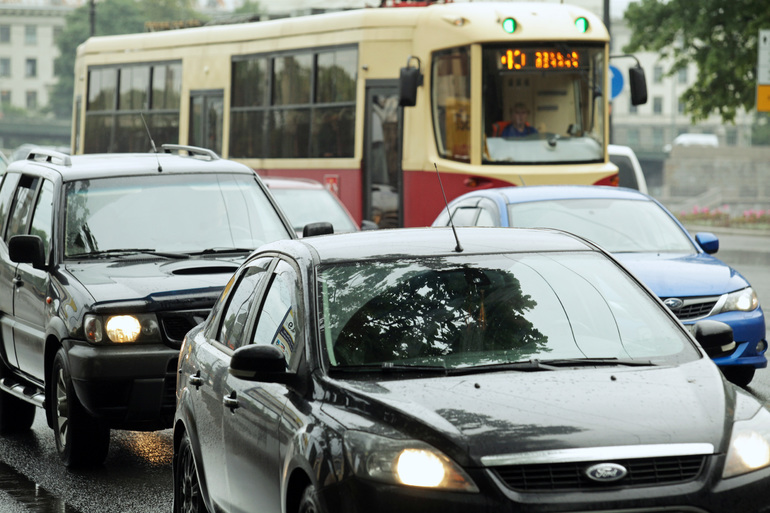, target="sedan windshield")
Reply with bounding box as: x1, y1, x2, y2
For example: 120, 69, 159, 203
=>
64, 173, 290, 257
508, 198, 696, 253
319, 252, 699, 371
